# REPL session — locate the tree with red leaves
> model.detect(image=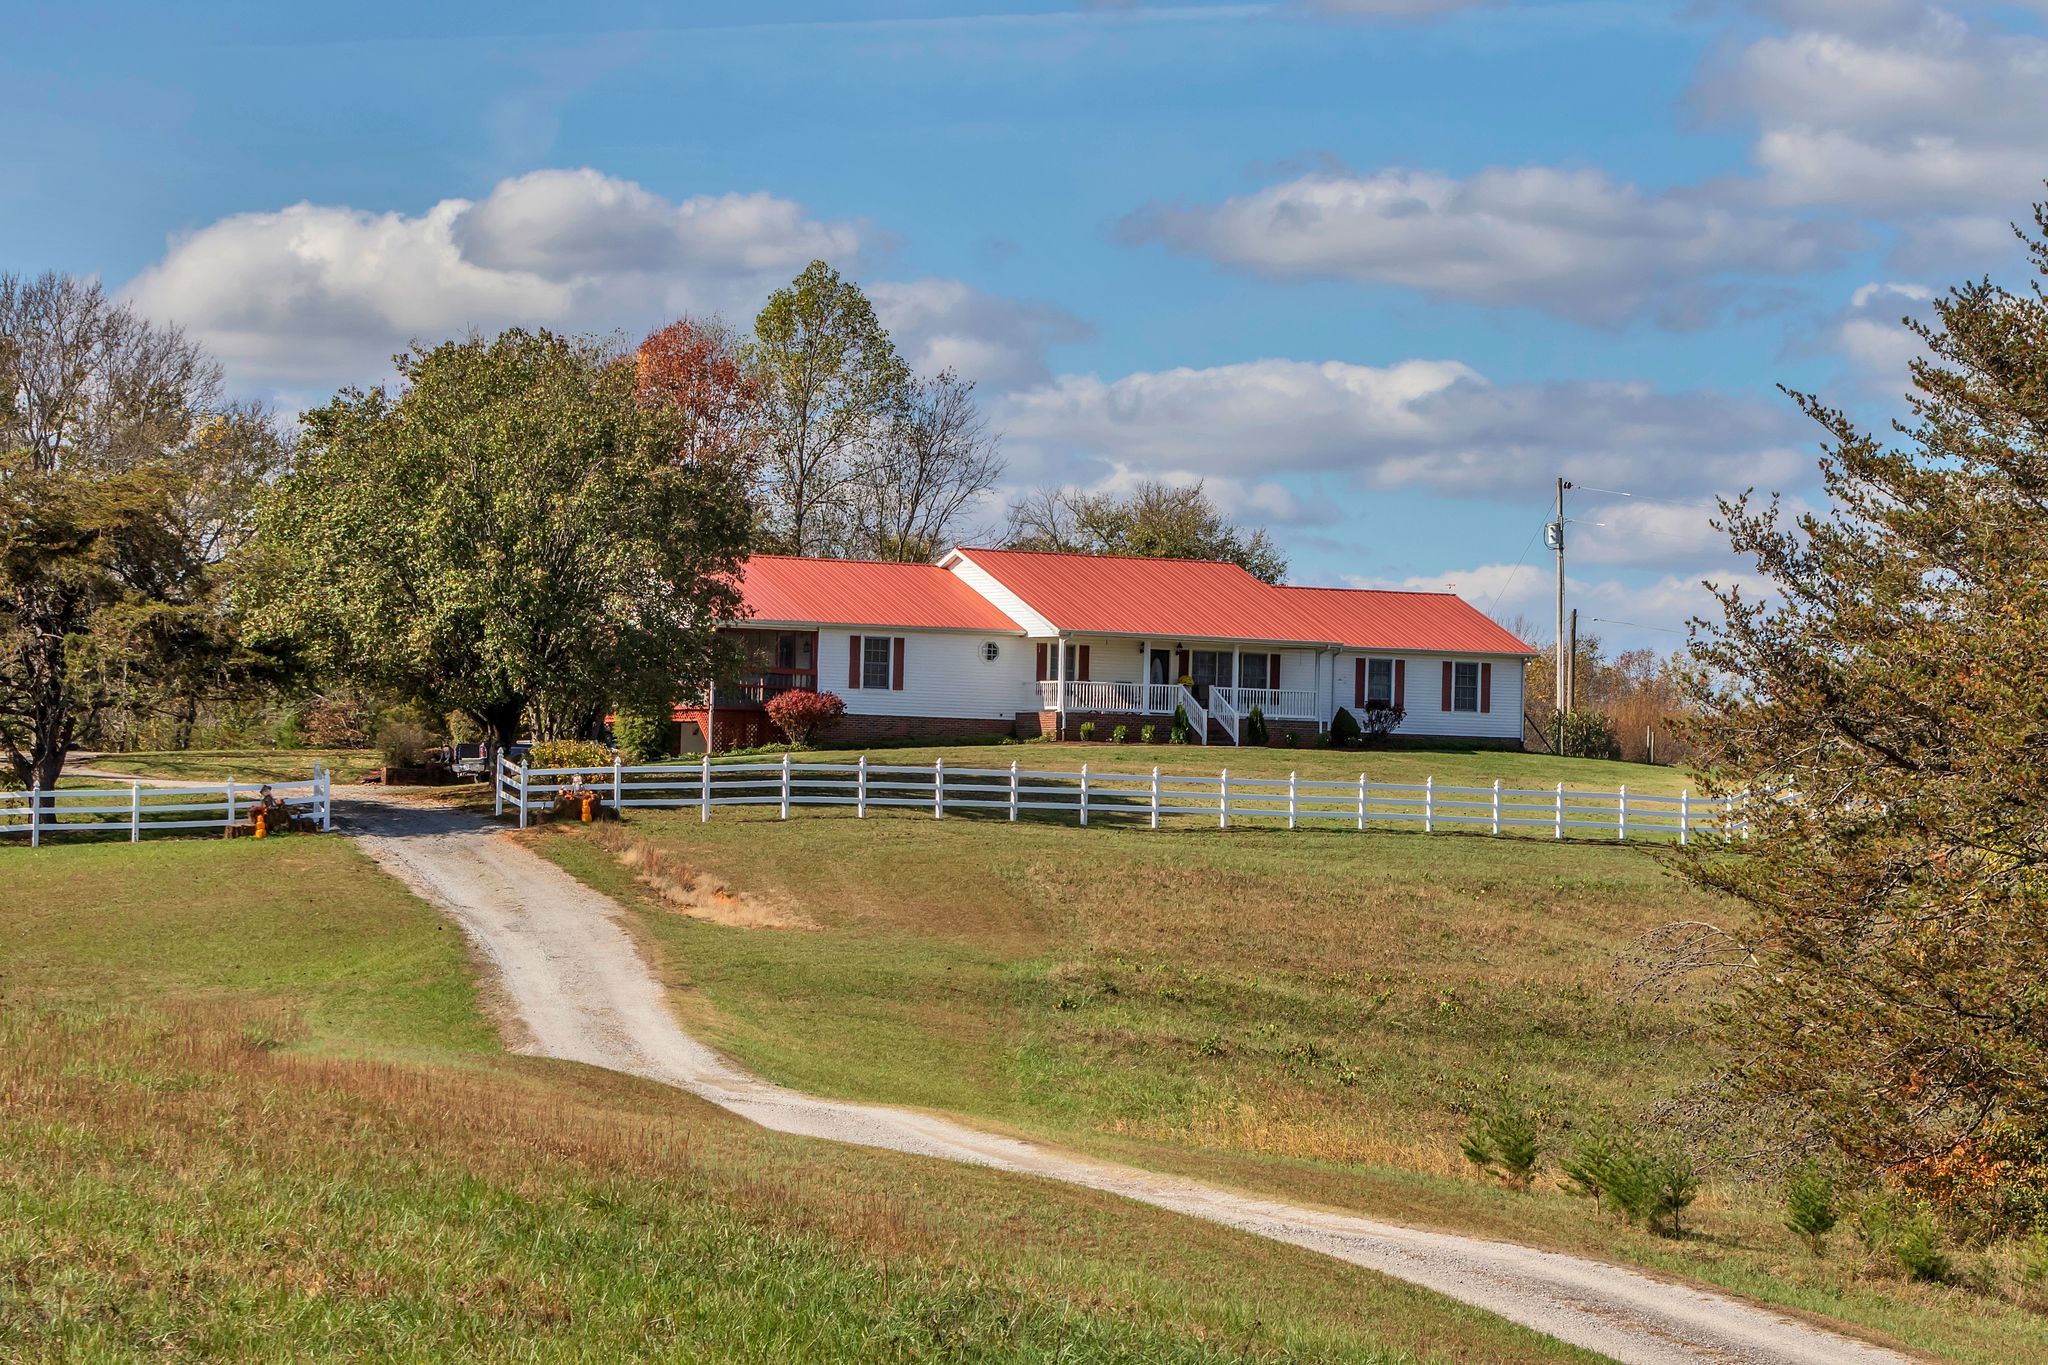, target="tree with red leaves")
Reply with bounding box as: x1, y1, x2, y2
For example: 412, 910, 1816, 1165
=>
764, 689, 845, 748
634, 317, 764, 469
